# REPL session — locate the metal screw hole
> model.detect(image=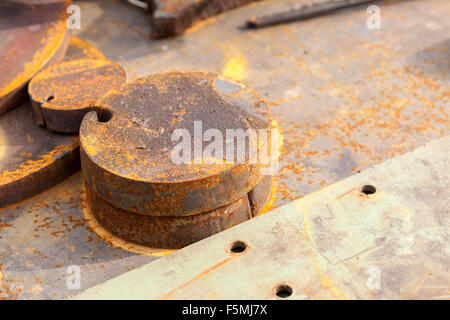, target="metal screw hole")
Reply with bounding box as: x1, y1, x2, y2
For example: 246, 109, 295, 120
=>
361, 185, 376, 195
95, 108, 113, 123
275, 284, 293, 298
228, 240, 247, 254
